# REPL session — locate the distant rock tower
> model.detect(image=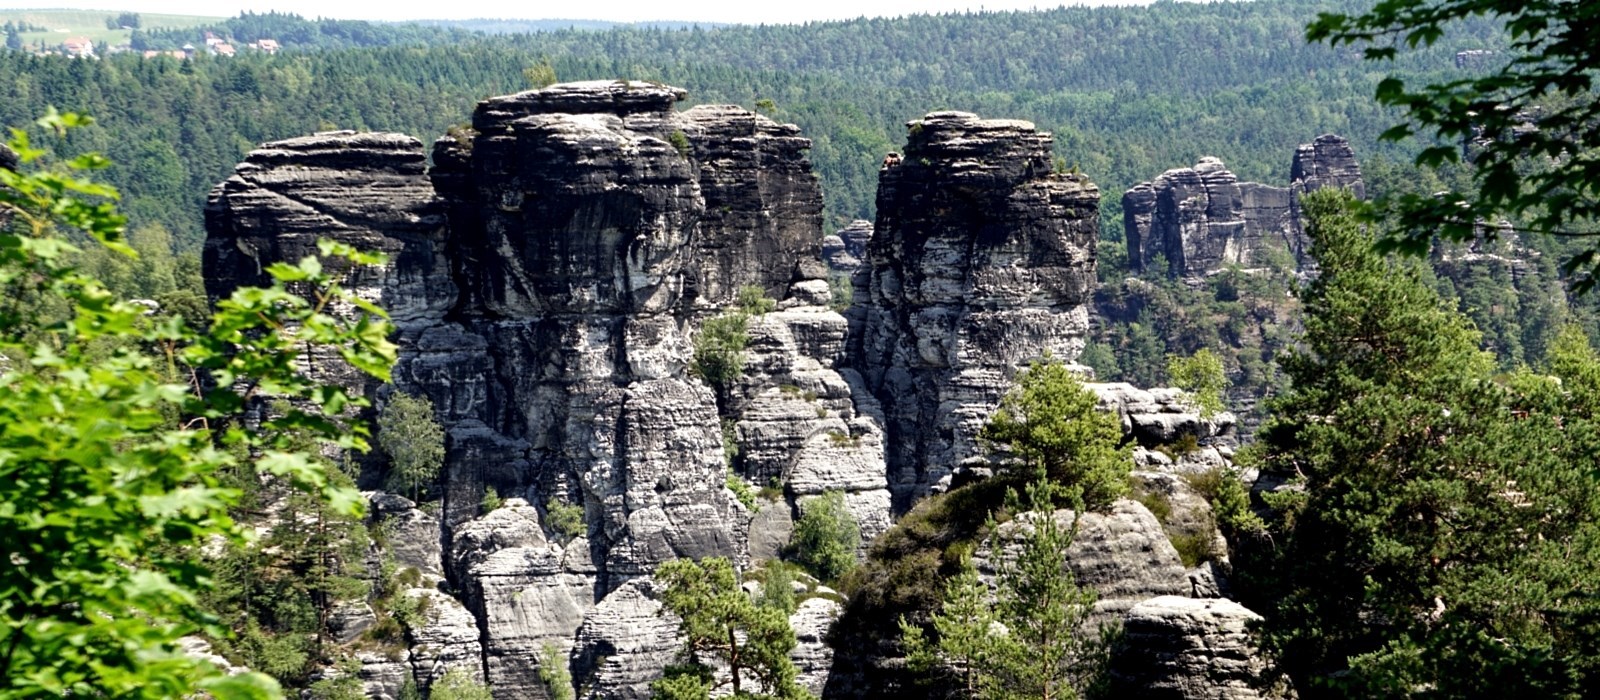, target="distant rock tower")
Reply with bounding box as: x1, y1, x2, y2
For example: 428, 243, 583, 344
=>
1123, 134, 1364, 277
